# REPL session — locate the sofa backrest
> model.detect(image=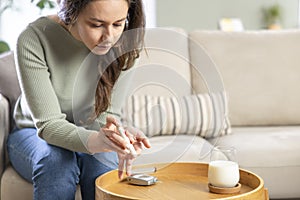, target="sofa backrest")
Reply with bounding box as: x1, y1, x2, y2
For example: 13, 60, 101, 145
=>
131, 28, 192, 97
189, 30, 300, 126
0, 51, 21, 130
